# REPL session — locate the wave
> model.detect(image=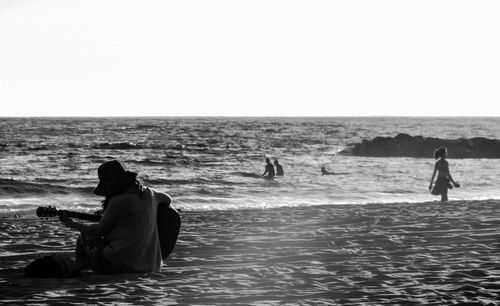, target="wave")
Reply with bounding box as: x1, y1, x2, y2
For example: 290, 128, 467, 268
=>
128, 159, 168, 166
2, 198, 500, 218
91, 142, 210, 151
143, 177, 214, 186
91, 142, 149, 150
1, 143, 53, 151
169, 197, 500, 212
341, 133, 500, 158
230, 171, 263, 178
2, 142, 154, 151
0, 178, 91, 196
